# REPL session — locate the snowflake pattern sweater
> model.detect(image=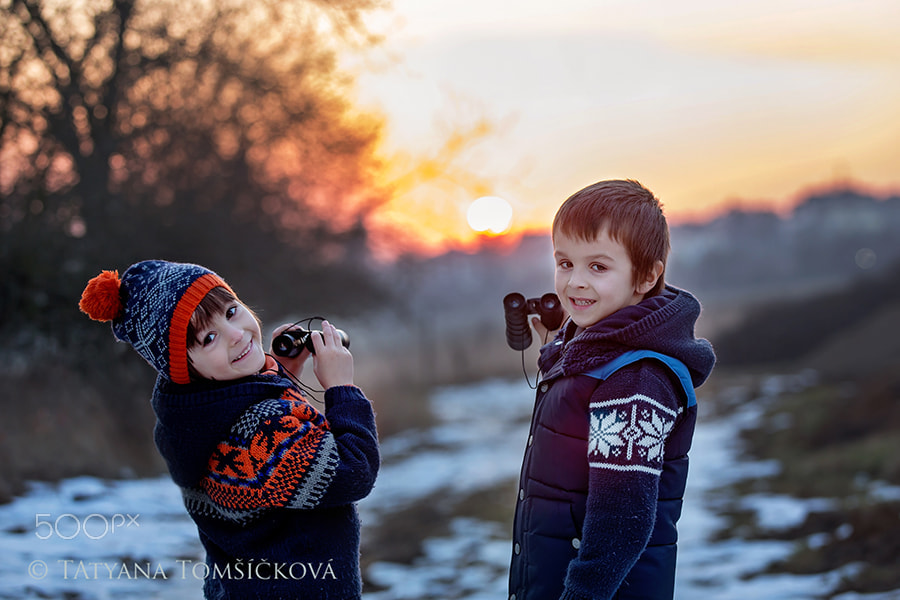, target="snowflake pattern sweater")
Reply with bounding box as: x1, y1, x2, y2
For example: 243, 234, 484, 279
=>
151, 356, 379, 600
509, 286, 716, 600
